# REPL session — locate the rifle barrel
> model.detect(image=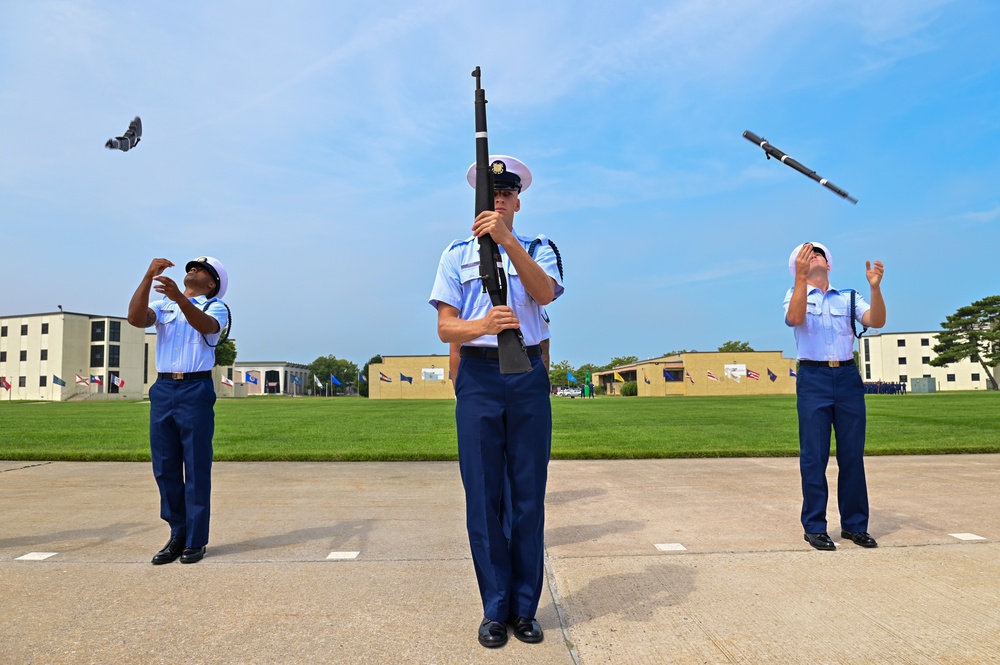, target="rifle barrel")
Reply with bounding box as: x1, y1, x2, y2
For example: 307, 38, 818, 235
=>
742, 130, 857, 204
